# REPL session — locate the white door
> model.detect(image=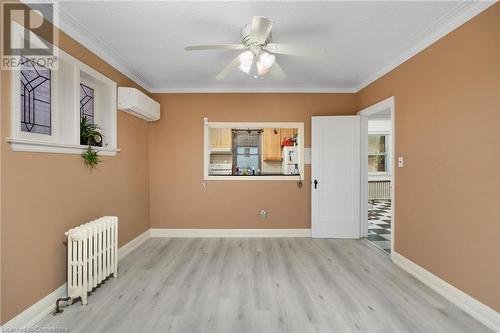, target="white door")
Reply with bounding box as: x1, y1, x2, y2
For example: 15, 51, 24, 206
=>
312, 116, 360, 238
